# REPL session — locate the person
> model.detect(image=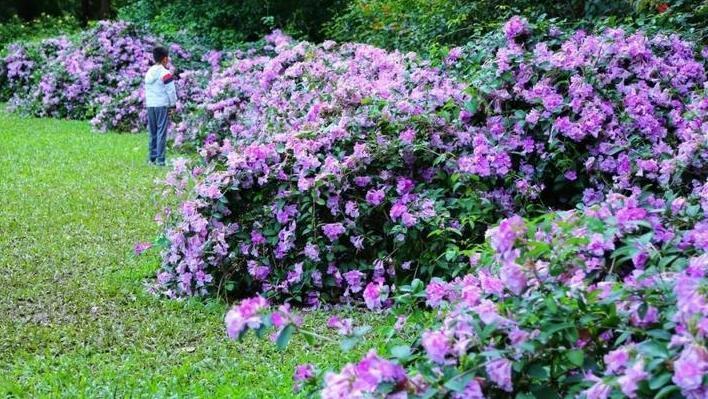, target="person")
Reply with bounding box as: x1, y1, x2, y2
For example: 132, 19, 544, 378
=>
144, 46, 176, 166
